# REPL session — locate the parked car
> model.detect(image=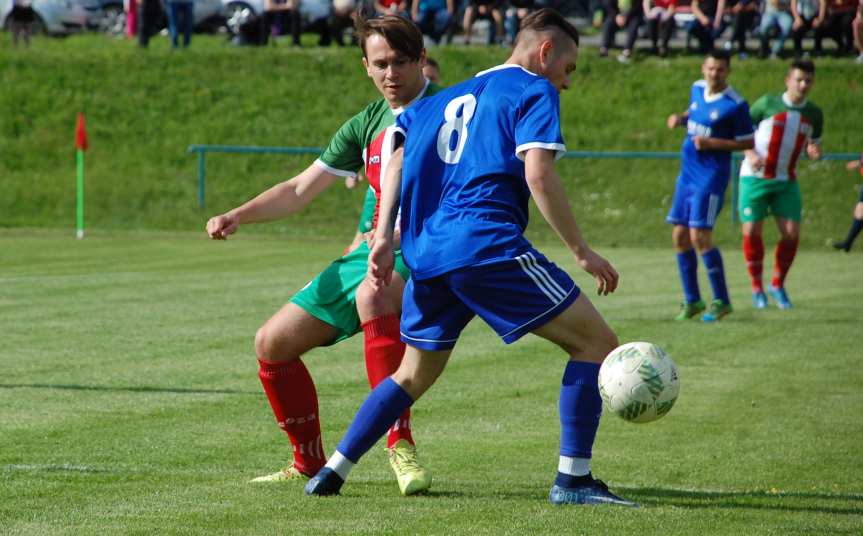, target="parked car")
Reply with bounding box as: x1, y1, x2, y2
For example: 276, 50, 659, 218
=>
221, 0, 262, 36
0, 0, 101, 35
96, 0, 225, 36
